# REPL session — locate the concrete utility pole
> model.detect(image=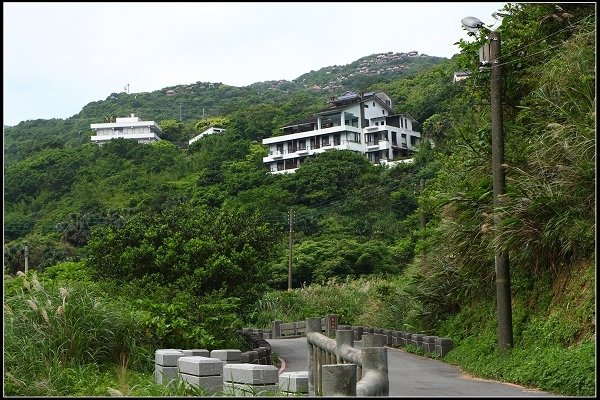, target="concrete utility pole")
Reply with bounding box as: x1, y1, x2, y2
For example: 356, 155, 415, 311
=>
420, 178, 426, 230
489, 30, 513, 351
23, 245, 29, 274
288, 209, 294, 292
